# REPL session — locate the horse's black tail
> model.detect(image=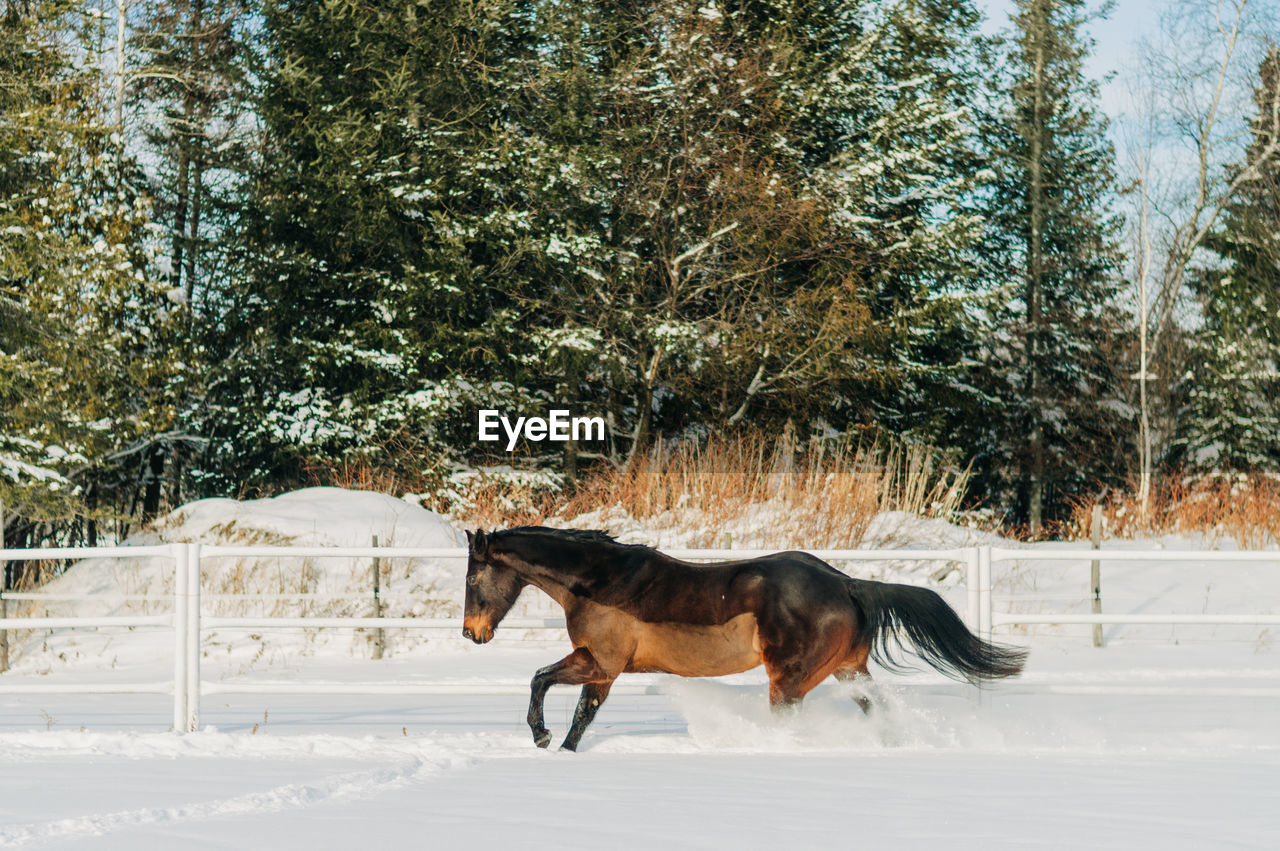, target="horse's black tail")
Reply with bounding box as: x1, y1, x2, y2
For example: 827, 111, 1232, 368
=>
846, 578, 1026, 684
